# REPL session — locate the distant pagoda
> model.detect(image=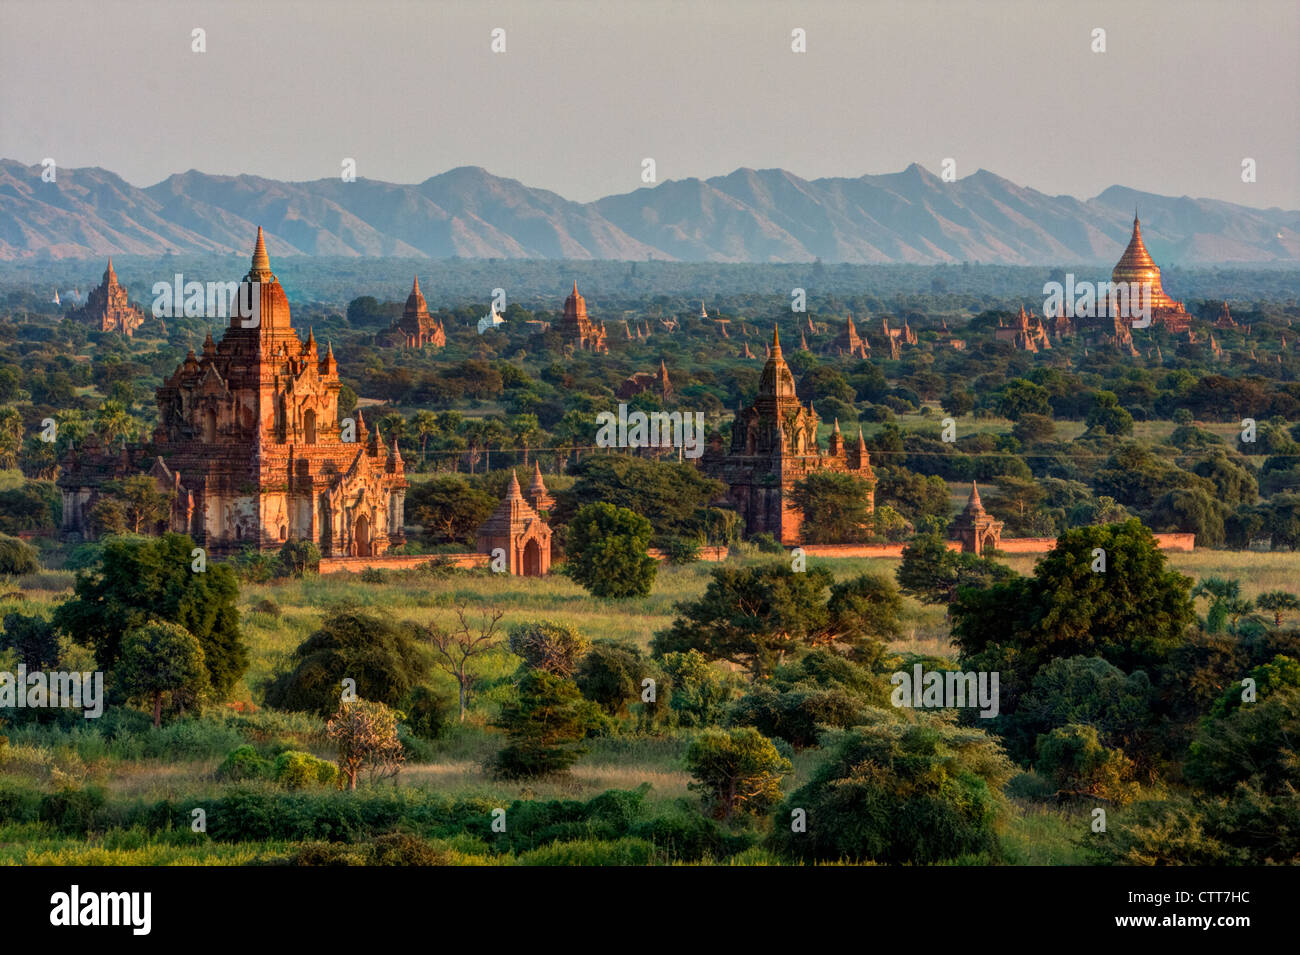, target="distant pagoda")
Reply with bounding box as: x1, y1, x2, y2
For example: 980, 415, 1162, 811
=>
67, 258, 145, 336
